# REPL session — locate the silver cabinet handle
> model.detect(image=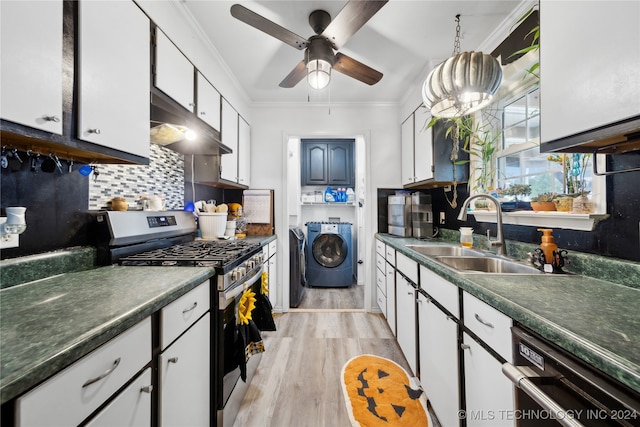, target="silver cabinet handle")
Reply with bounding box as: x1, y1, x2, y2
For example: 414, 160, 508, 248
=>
474, 313, 494, 328
82, 358, 121, 388
140, 385, 153, 394
446, 315, 455, 321
502, 363, 585, 427
460, 343, 471, 350
168, 357, 179, 363
182, 301, 197, 314
87, 128, 101, 134
43, 115, 60, 122
200, 111, 206, 115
